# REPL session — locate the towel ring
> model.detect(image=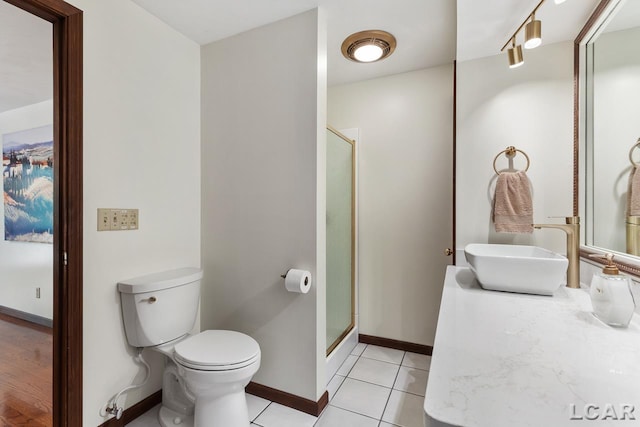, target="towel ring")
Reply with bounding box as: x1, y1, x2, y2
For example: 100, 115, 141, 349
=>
493, 146, 530, 175
629, 138, 640, 167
